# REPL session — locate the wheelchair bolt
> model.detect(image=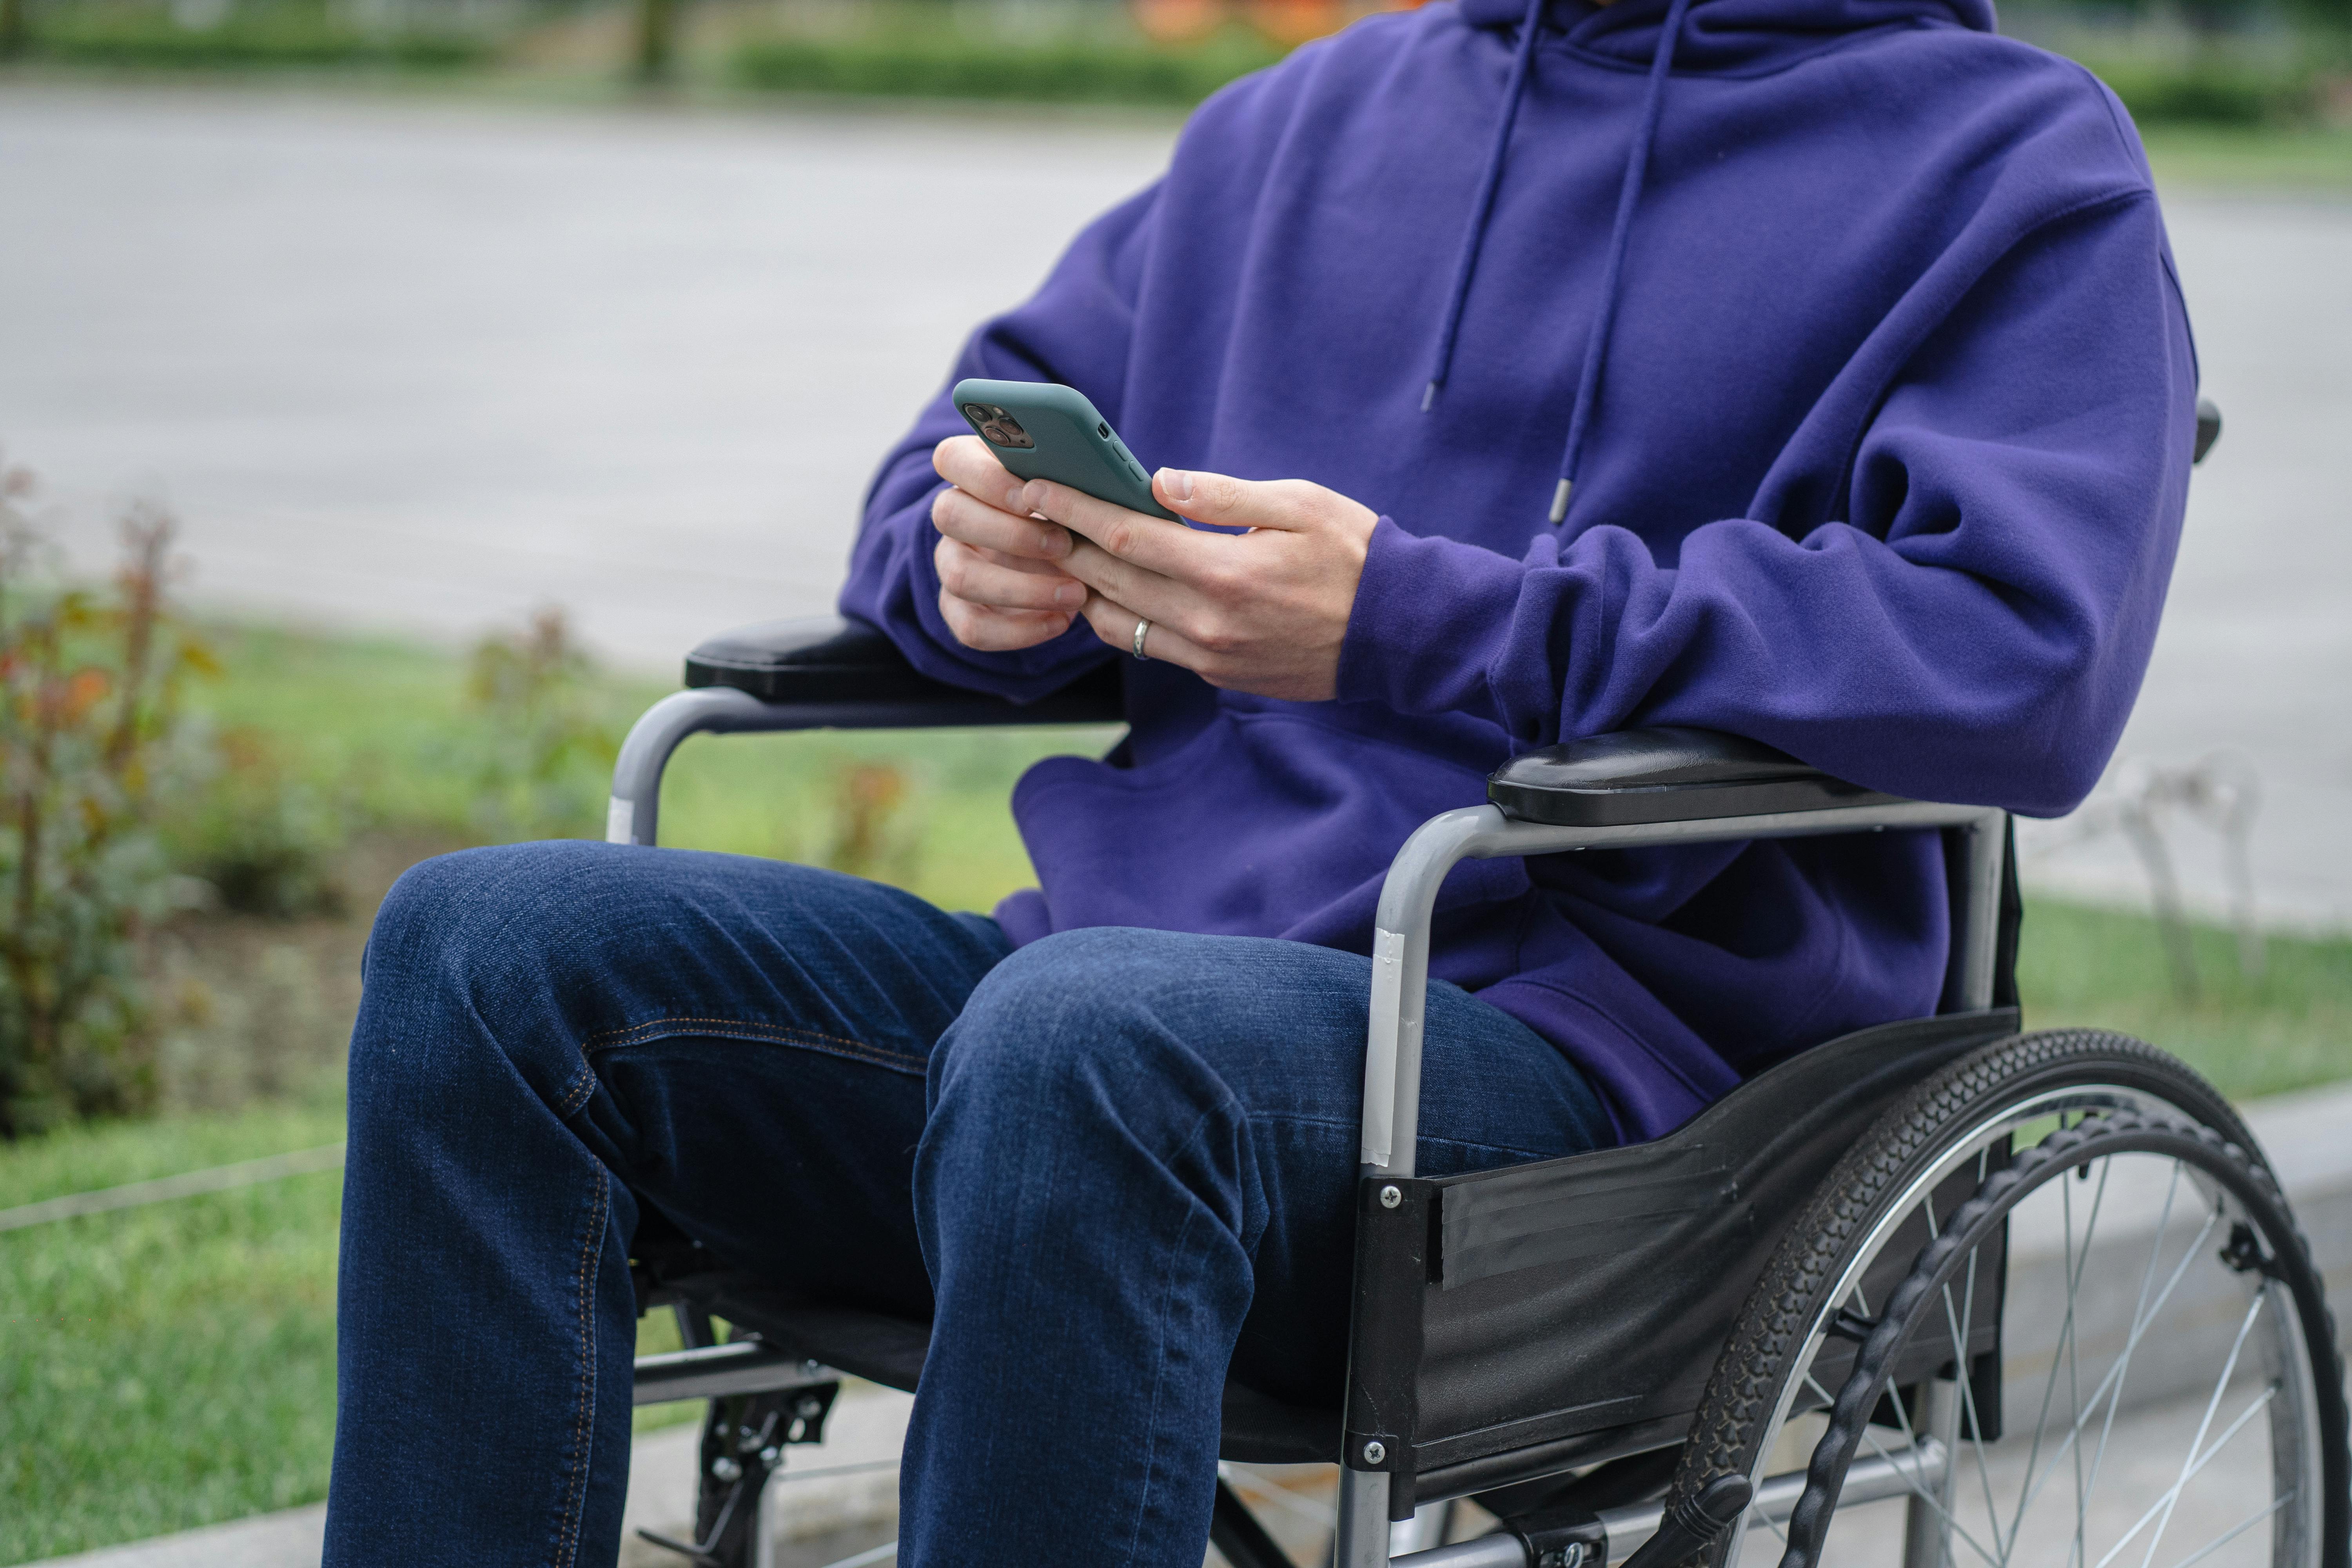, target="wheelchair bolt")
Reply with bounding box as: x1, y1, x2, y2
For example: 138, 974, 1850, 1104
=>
797, 1396, 824, 1418
1378, 1185, 1402, 1210
1361, 1440, 1386, 1466
759, 1446, 781, 1468
711, 1456, 743, 1483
